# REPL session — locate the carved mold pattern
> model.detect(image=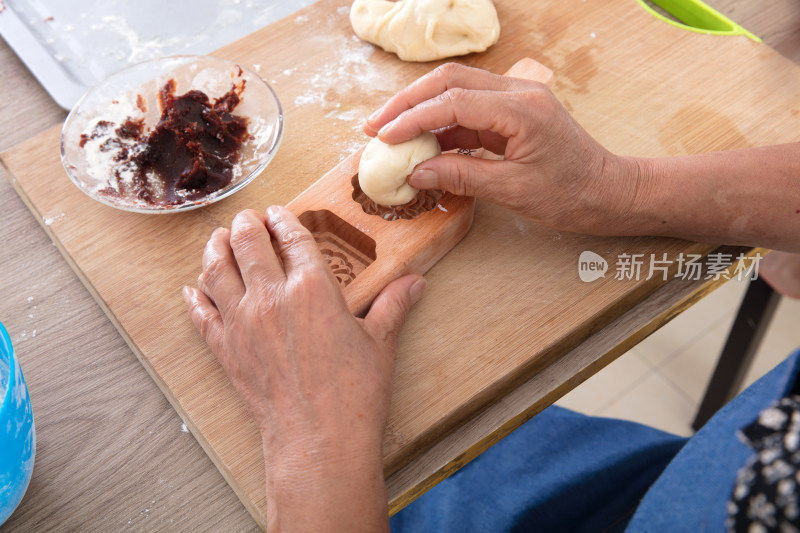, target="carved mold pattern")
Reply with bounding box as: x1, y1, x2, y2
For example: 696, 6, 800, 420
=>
351, 174, 444, 221
298, 210, 377, 290
322, 248, 357, 287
